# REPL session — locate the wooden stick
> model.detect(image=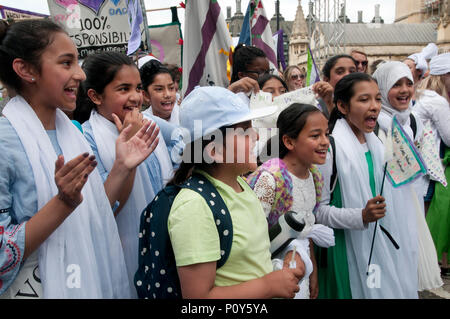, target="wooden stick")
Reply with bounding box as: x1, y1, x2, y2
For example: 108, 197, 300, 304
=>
146, 6, 182, 13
